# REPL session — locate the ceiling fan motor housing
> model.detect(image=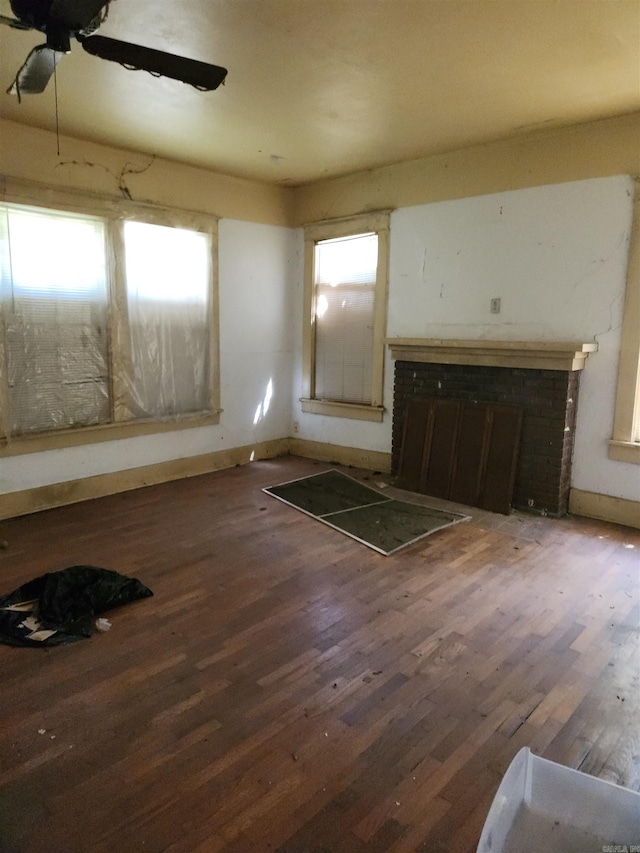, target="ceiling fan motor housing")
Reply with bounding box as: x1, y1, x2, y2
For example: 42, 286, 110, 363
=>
10, 0, 107, 37
9, 0, 50, 30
